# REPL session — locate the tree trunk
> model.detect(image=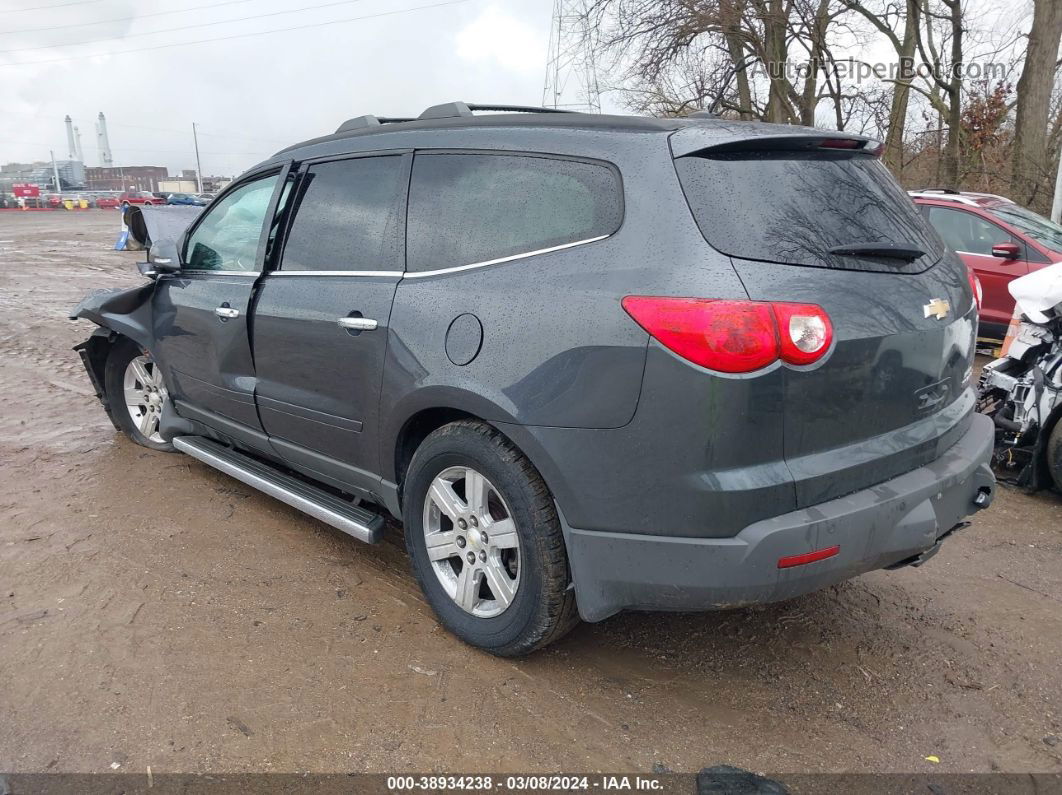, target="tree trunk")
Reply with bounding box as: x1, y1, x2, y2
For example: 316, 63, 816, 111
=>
882, 0, 919, 175
721, 0, 756, 120
1011, 0, 1062, 210
940, 0, 963, 189
799, 0, 831, 127
761, 0, 792, 123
